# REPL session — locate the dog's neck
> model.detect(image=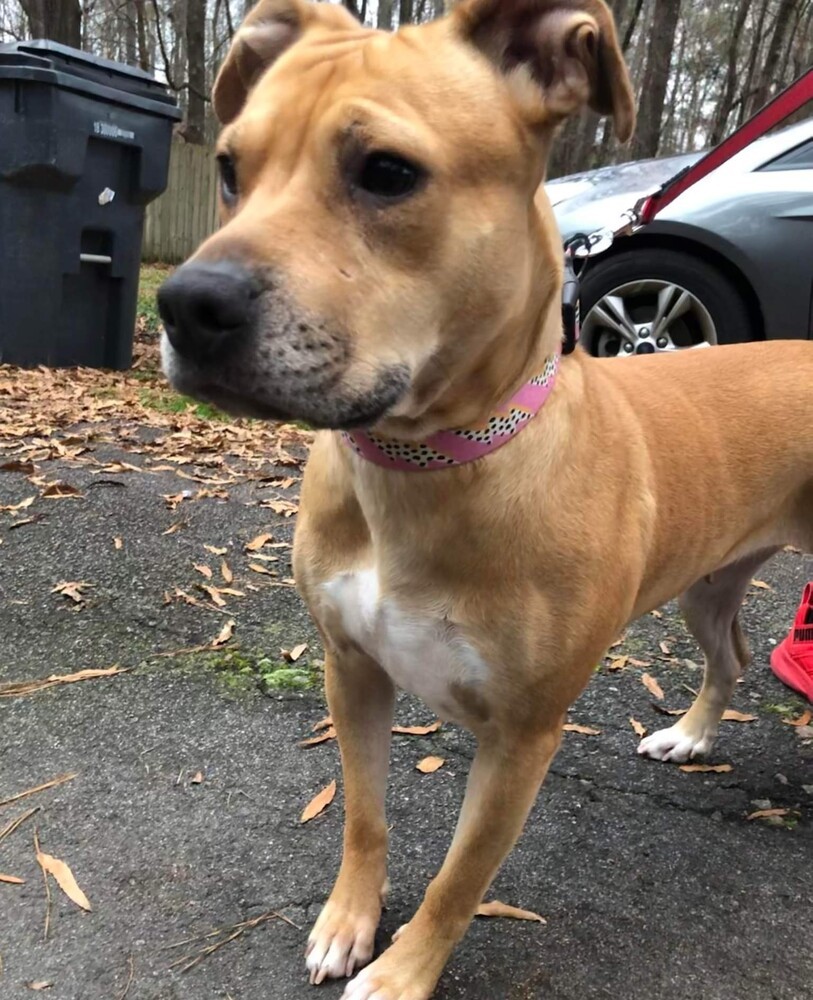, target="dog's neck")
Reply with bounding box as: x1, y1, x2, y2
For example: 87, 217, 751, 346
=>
343, 350, 560, 471
344, 232, 565, 471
